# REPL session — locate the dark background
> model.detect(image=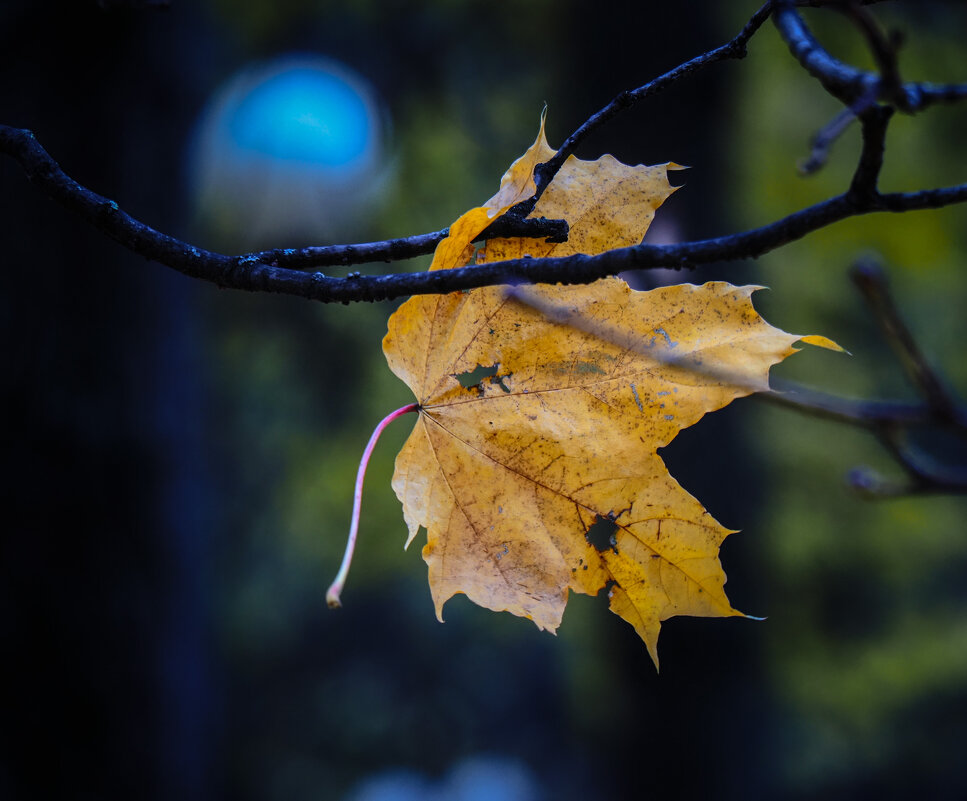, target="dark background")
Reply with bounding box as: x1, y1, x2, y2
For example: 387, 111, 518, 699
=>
2, 2, 966, 799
